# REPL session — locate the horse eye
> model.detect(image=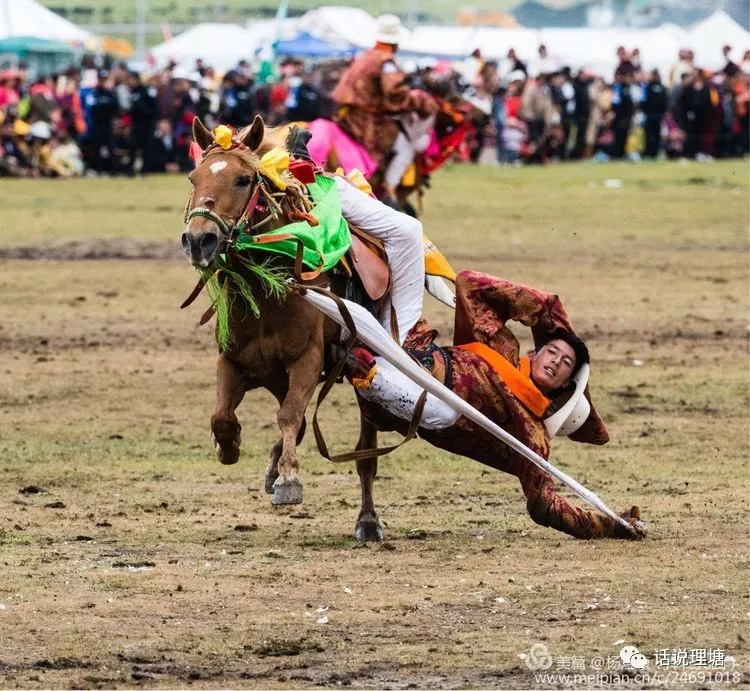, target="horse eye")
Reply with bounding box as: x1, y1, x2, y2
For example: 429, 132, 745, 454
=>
236, 175, 253, 187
